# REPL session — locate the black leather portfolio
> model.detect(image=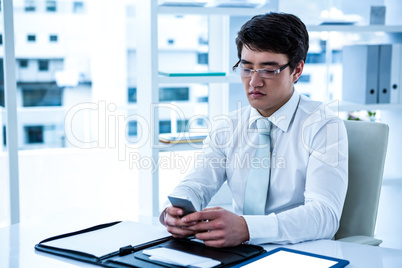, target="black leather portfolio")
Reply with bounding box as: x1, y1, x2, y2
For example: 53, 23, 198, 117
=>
35, 221, 266, 268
